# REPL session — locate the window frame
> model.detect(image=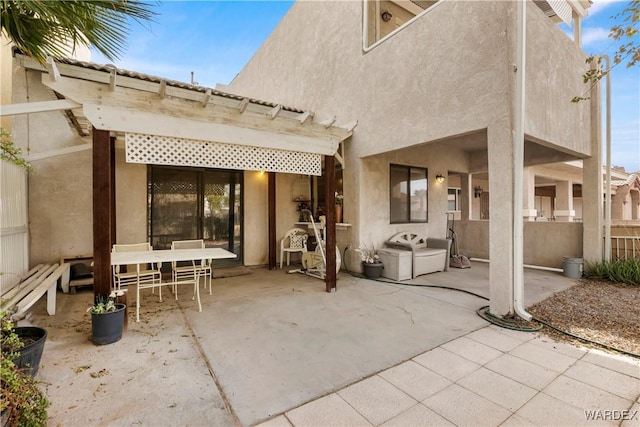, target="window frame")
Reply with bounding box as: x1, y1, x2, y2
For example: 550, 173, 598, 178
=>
389, 163, 428, 224
447, 187, 461, 212
362, 0, 443, 51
